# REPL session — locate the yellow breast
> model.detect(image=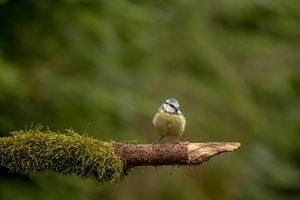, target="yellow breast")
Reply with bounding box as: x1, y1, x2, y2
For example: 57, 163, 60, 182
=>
153, 109, 186, 137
